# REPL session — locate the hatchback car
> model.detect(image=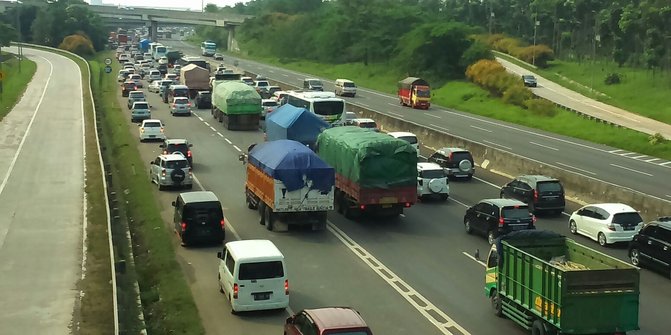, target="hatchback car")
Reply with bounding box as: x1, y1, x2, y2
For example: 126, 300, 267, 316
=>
127, 74, 143, 88
464, 199, 535, 244
127, 91, 146, 109
417, 162, 449, 201
500, 175, 565, 215
148, 80, 162, 93
121, 81, 138, 97
241, 76, 255, 86
149, 154, 193, 190
350, 118, 379, 132
629, 217, 671, 277
160, 138, 193, 166
285, 307, 373, 335
569, 203, 644, 246
138, 119, 166, 142
428, 147, 475, 180
213, 53, 224, 60
254, 80, 270, 94
261, 99, 279, 119
170, 97, 192, 116
130, 101, 151, 123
